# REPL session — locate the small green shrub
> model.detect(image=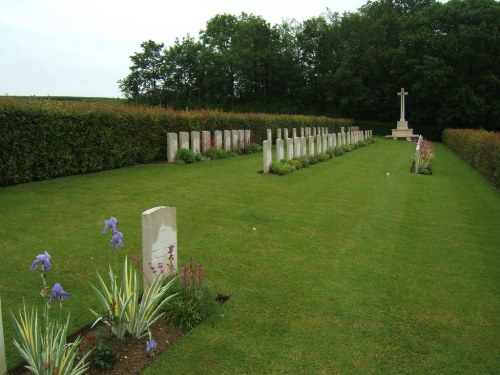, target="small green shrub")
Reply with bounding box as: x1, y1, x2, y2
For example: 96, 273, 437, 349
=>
202, 148, 233, 160
316, 153, 330, 162
174, 159, 186, 165
309, 156, 319, 165
92, 340, 118, 370
290, 159, 303, 169
176, 148, 196, 164
270, 161, 296, 175
297, 156, 310, 168
334, 147, 344, 156
240, 143, 263, 154
325, 148, 336, 158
